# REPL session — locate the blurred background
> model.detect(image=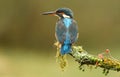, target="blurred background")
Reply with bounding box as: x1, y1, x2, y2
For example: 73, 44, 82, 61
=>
0, 0, 120, 77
